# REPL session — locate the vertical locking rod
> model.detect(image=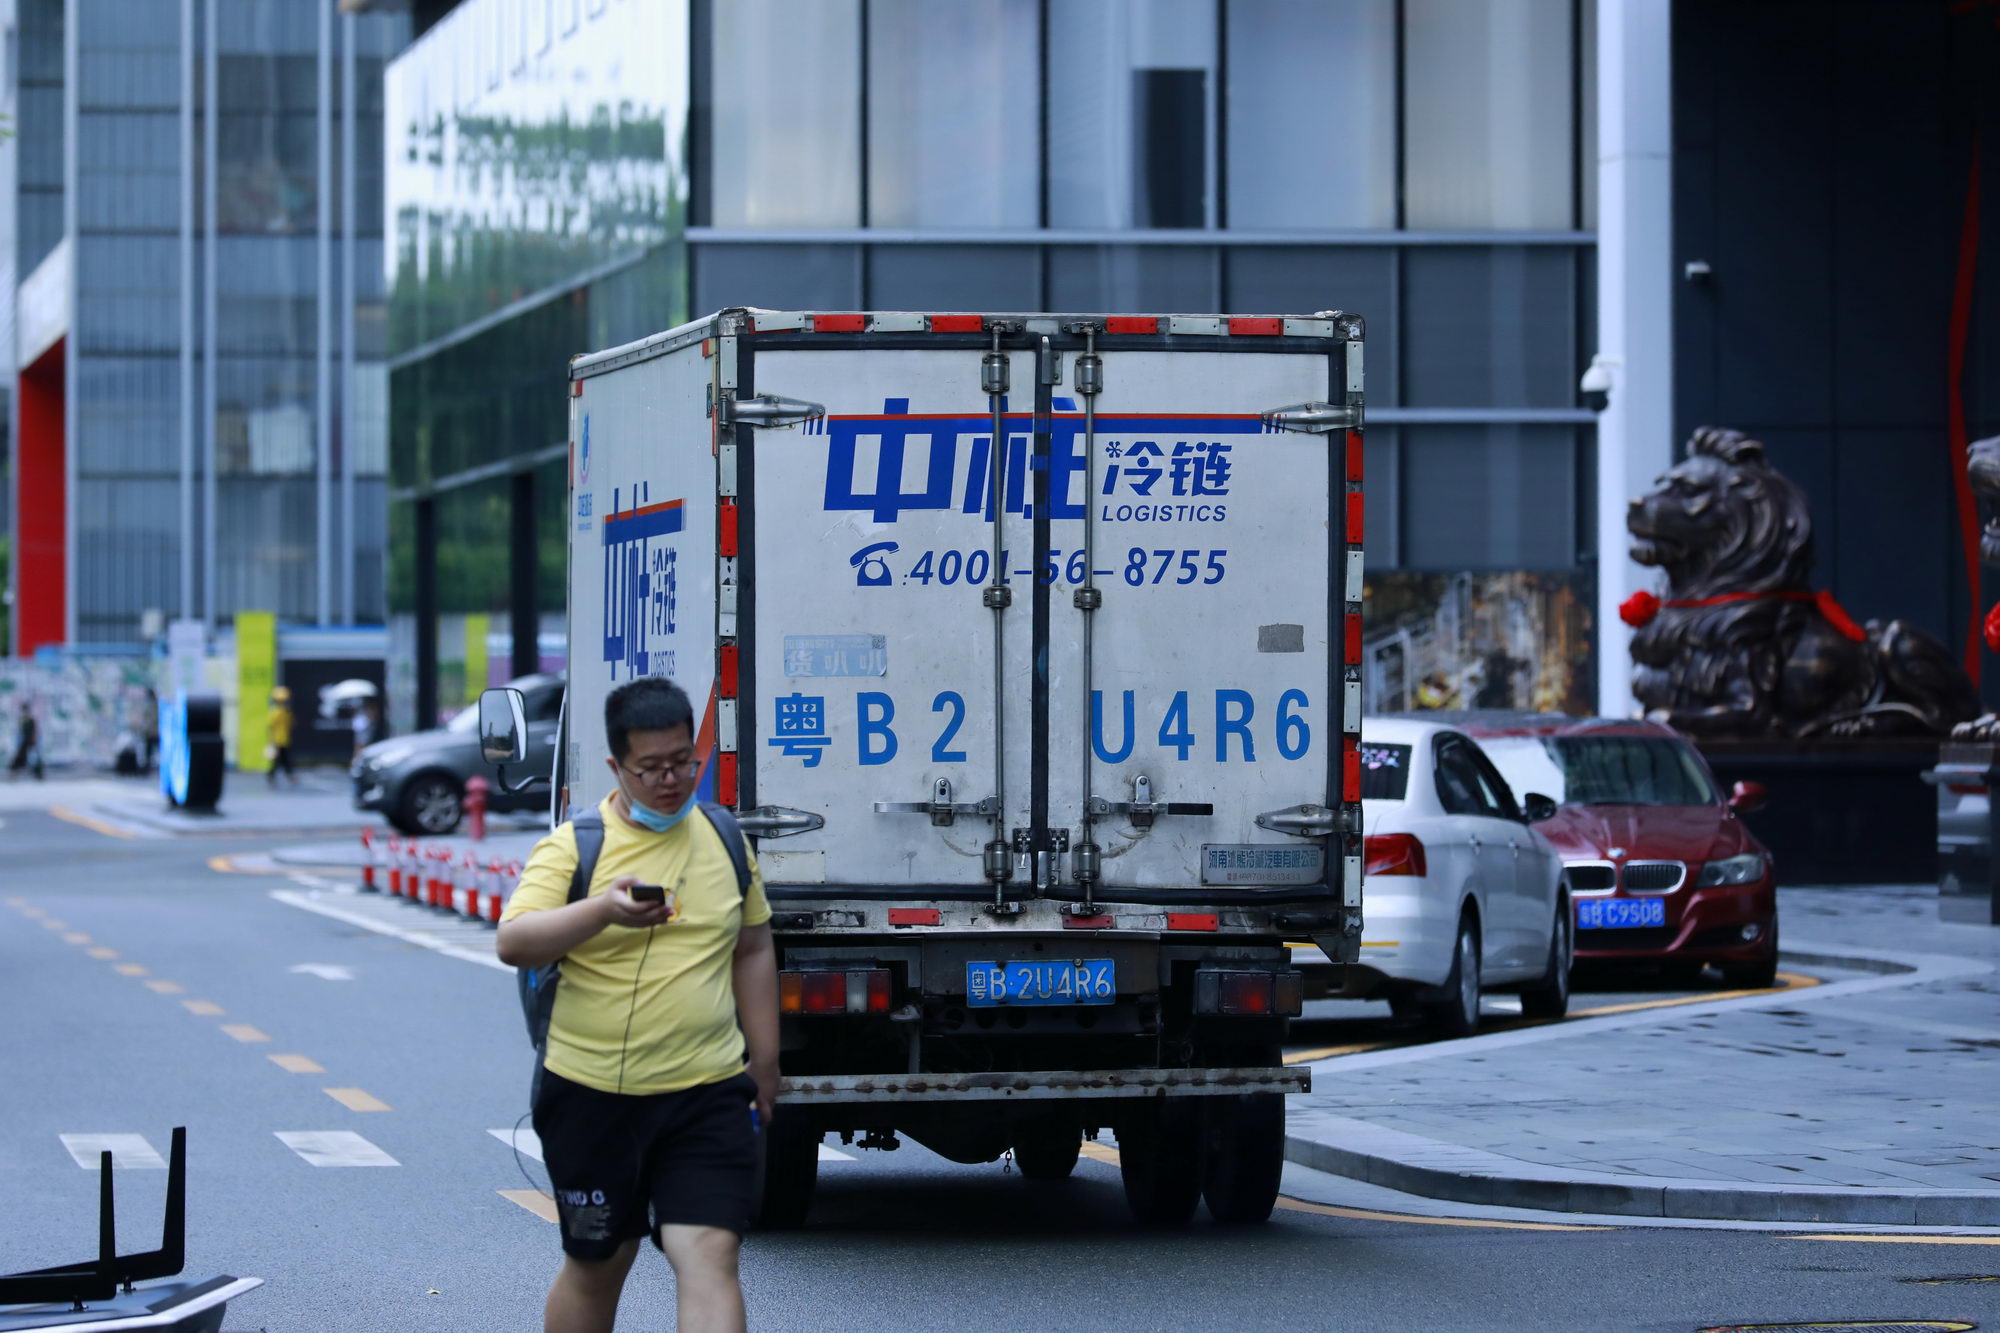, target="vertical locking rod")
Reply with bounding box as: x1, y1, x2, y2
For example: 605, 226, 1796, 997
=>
982, 329, 1011, 895
1072, 328, 1104, 909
